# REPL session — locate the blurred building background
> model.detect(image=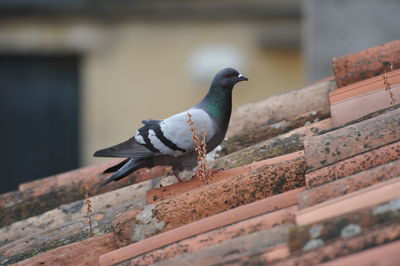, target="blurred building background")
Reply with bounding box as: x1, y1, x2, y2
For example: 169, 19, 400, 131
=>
0, 0, 398, 193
